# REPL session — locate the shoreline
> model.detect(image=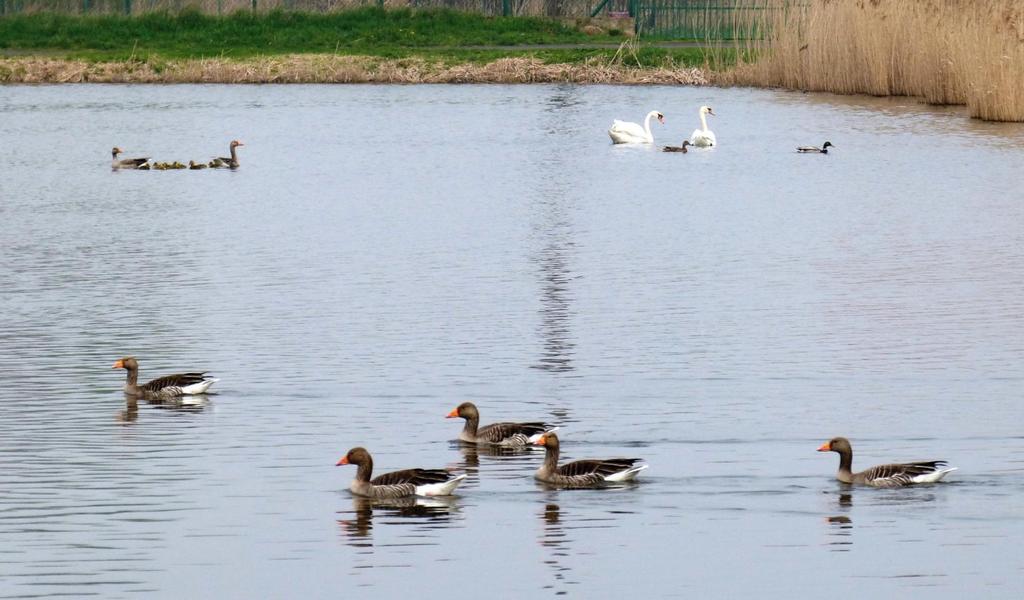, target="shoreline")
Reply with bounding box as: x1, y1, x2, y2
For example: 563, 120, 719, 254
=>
0, 55, 709, 85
